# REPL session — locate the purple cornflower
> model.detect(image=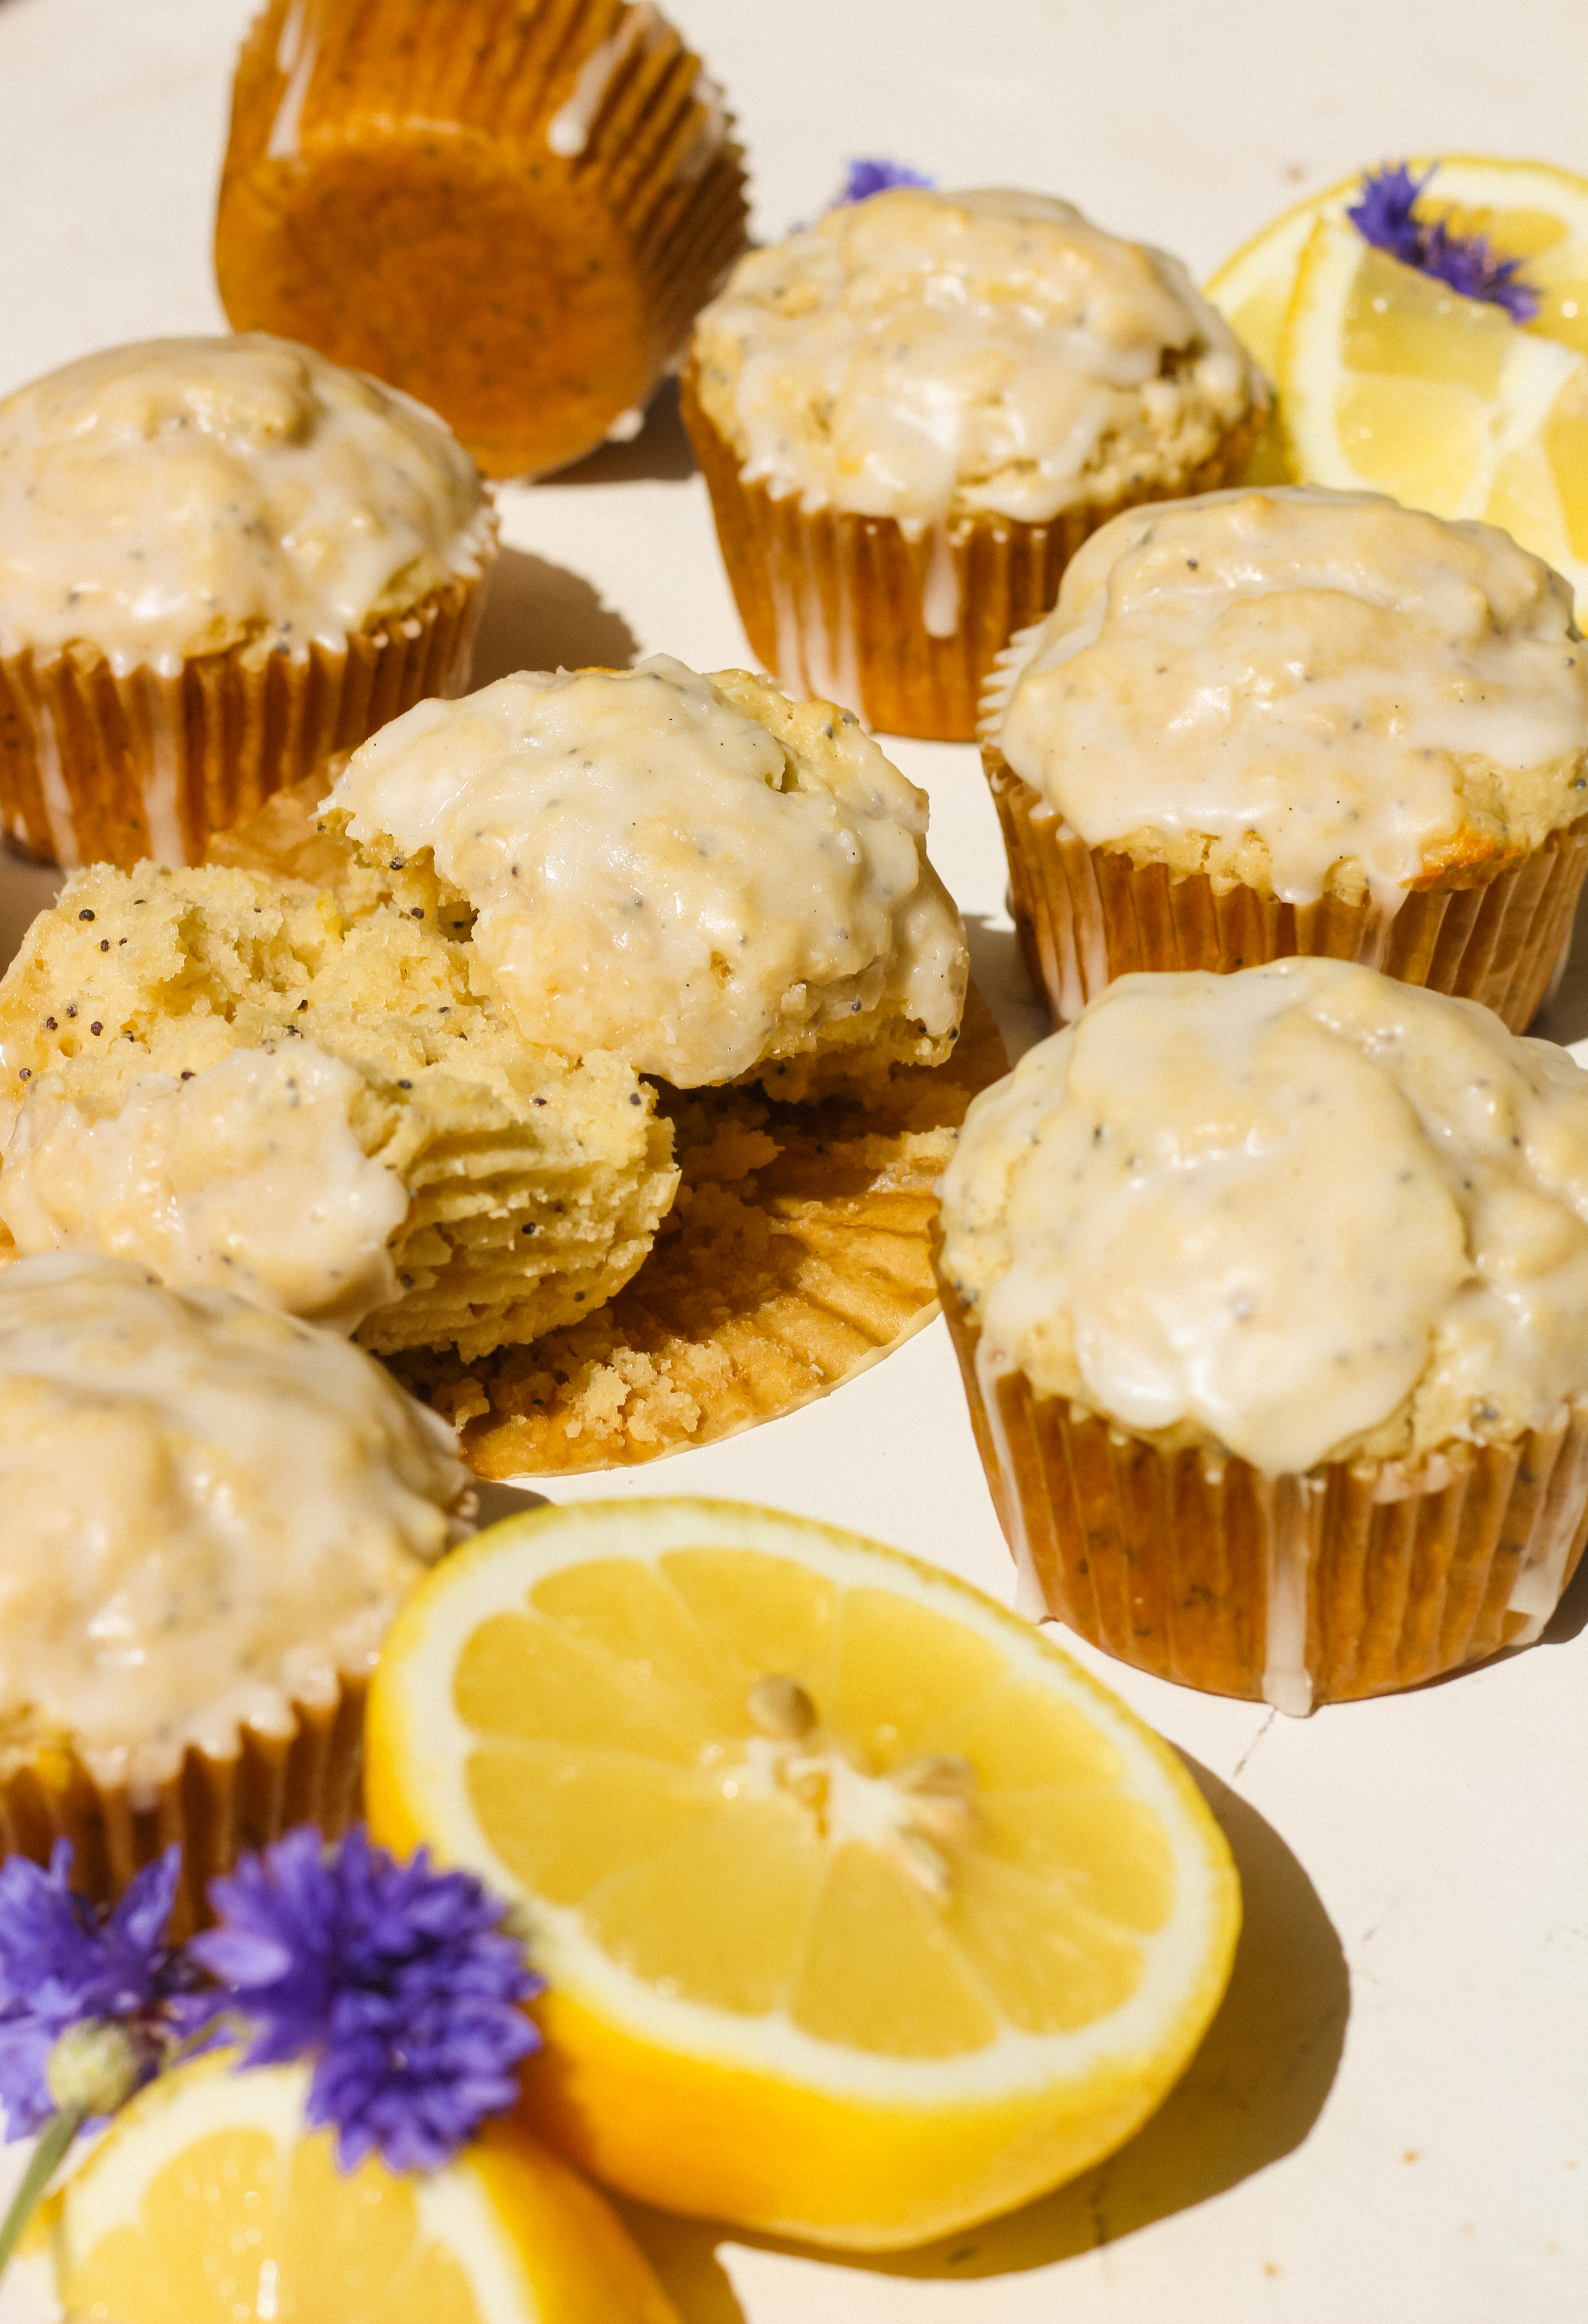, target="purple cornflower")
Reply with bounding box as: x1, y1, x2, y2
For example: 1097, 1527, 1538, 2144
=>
1348, 162, 1541, 322
192, 1826, 541, 2175
836, 157, 936, 206
0, 1843, 208, 2139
